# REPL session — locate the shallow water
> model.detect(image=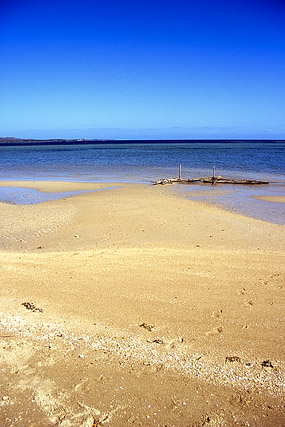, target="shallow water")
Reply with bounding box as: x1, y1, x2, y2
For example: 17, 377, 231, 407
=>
0, 186, 115, 205
0, 187, 89, 205
174, 182, 285, 225
0, 141, 284, 223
